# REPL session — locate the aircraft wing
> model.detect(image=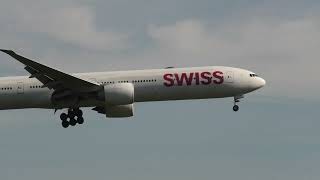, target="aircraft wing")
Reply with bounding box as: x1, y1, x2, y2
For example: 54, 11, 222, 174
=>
0, 49, 100, 92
